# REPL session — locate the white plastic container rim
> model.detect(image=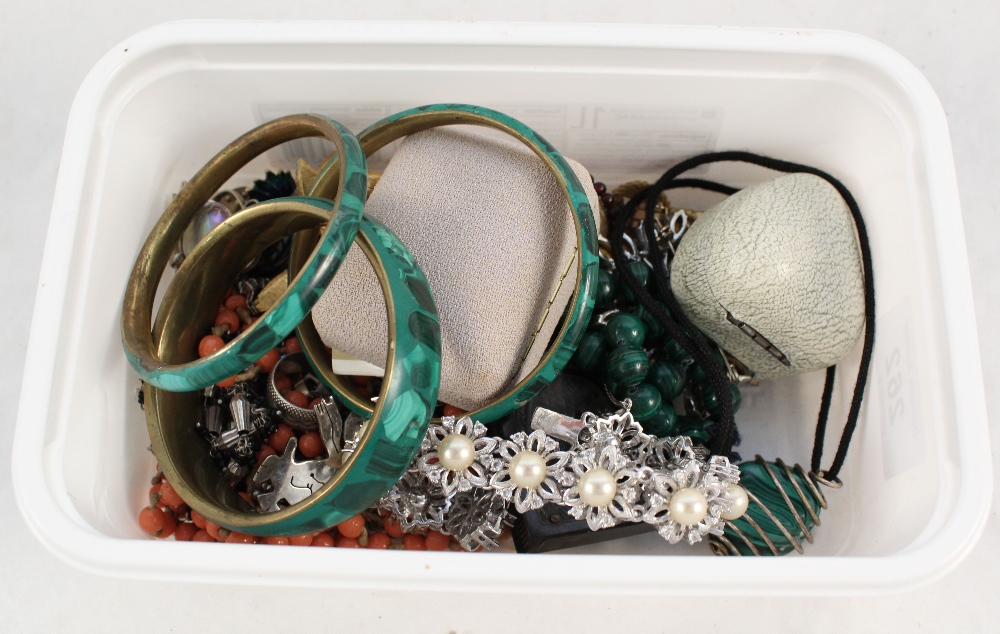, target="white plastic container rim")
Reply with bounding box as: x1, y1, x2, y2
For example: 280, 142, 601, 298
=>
12, 20, 991, 595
